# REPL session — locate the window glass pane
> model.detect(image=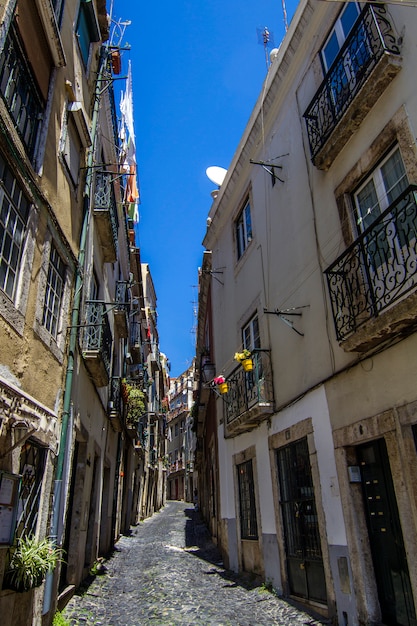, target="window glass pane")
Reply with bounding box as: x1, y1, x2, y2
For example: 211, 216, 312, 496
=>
0, 160, 29, 300
0, 27, 44, 159
42, 244, 65, 338
322, 3, 360, 70
252, 316, 261, 349
356, 179, 380, 232
76, 8, 91, 66
236, 199, 252, 260
323, 31, 340, 70
381, 149, 408, 205
245, 202, 252, 242
340, 2, 360, 38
